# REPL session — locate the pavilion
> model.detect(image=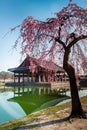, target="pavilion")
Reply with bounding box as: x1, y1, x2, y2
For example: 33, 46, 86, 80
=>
8, 56, 65, 86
